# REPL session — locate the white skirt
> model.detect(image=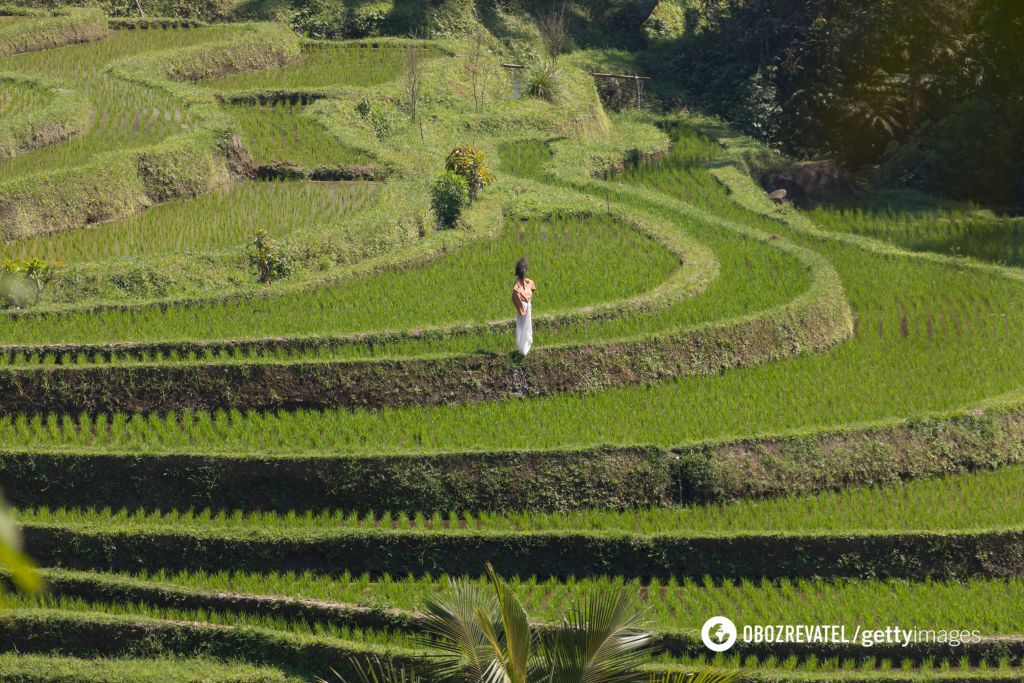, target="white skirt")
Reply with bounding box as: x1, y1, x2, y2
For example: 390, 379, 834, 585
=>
515, 300, 533, 355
